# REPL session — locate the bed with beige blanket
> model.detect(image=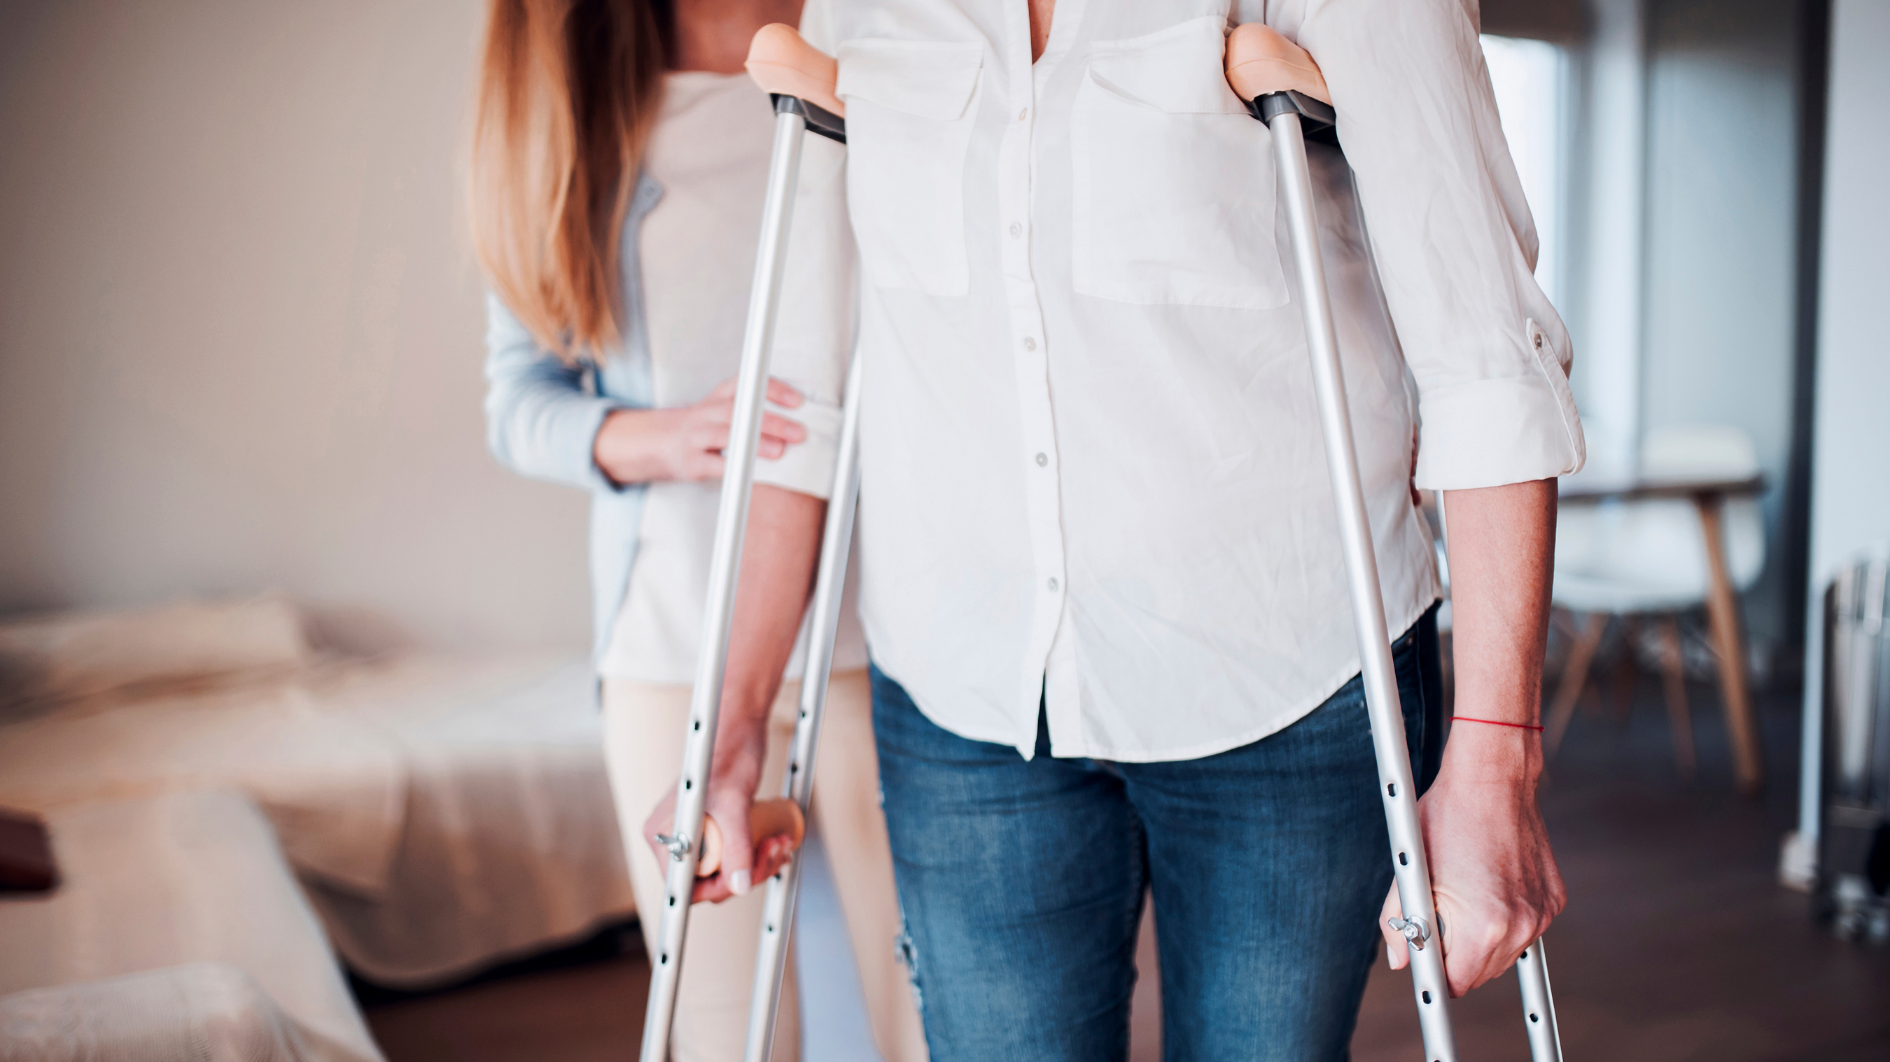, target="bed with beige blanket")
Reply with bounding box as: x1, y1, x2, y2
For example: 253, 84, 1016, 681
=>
0, 597, 637, 1056
0, 790, 384, 1062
